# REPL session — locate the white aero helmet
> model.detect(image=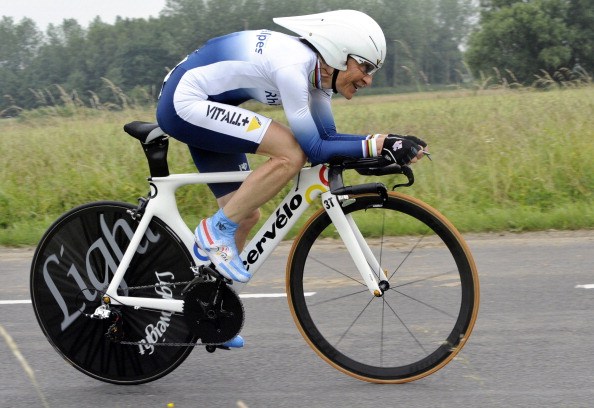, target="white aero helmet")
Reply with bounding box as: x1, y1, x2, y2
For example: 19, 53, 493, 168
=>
273, 9, 386, 73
